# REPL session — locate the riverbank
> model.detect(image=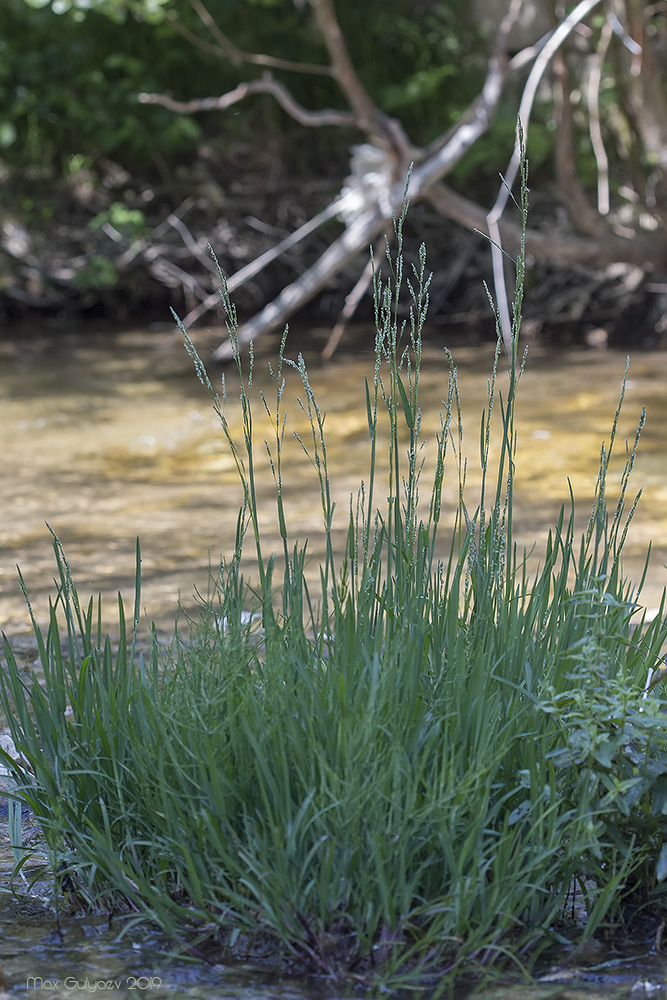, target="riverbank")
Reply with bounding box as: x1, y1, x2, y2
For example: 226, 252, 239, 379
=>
2, 155, 664, 354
